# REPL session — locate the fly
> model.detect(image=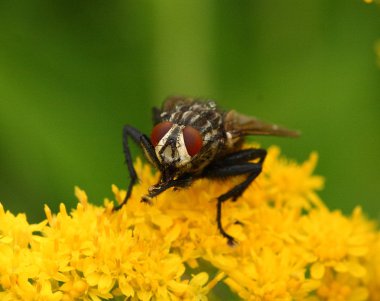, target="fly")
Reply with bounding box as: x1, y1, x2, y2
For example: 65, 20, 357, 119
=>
115, 96, 299, 245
